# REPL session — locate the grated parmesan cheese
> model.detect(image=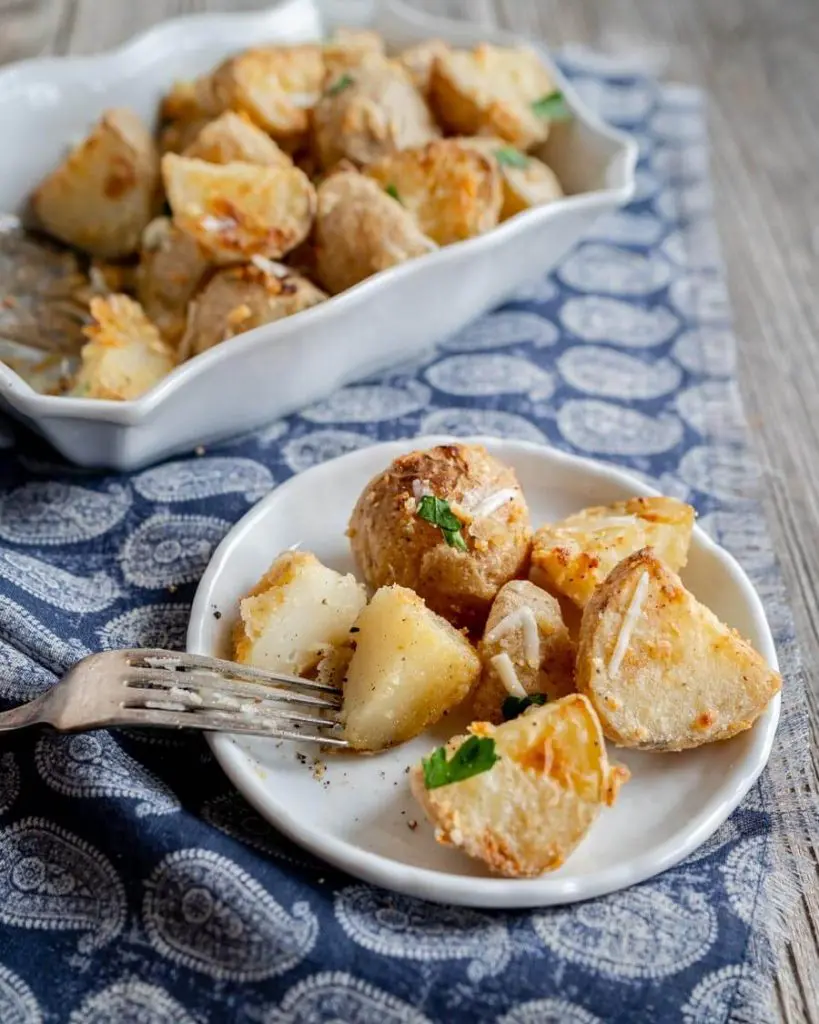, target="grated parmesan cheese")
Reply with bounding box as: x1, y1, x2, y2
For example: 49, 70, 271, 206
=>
491, 652, 528, 697
201, 214, 237, 233
470, 487, 518, 519
608, 570, 649, 677
251, 254, 290, 278
288, 91, 320, 108
485, 607, 540, 667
